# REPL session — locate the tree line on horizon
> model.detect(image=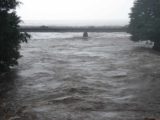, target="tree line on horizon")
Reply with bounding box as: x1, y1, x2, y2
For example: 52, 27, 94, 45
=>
0, 0, 160, 73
